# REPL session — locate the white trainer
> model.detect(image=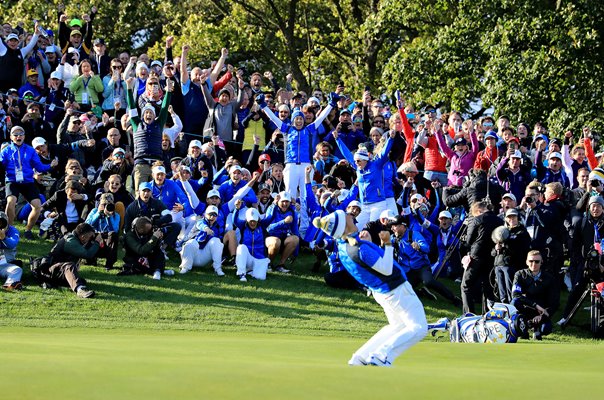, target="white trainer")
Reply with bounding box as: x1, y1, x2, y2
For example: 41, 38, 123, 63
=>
152, 270, 161, 280
215, 268, 225, 277
164, 269, 175, 276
